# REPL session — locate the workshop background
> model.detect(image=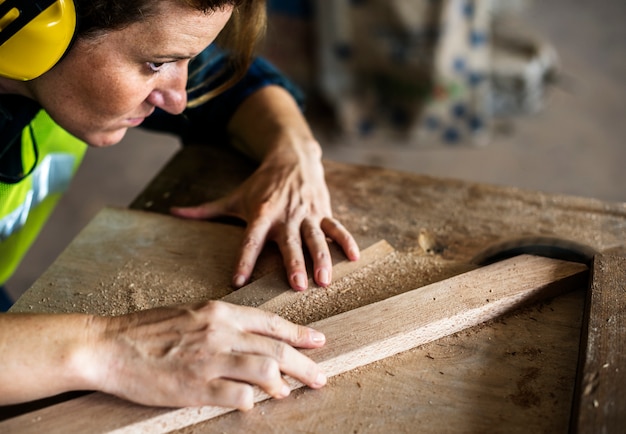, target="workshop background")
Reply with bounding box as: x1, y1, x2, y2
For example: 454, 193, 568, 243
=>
6, 0, 625, 300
